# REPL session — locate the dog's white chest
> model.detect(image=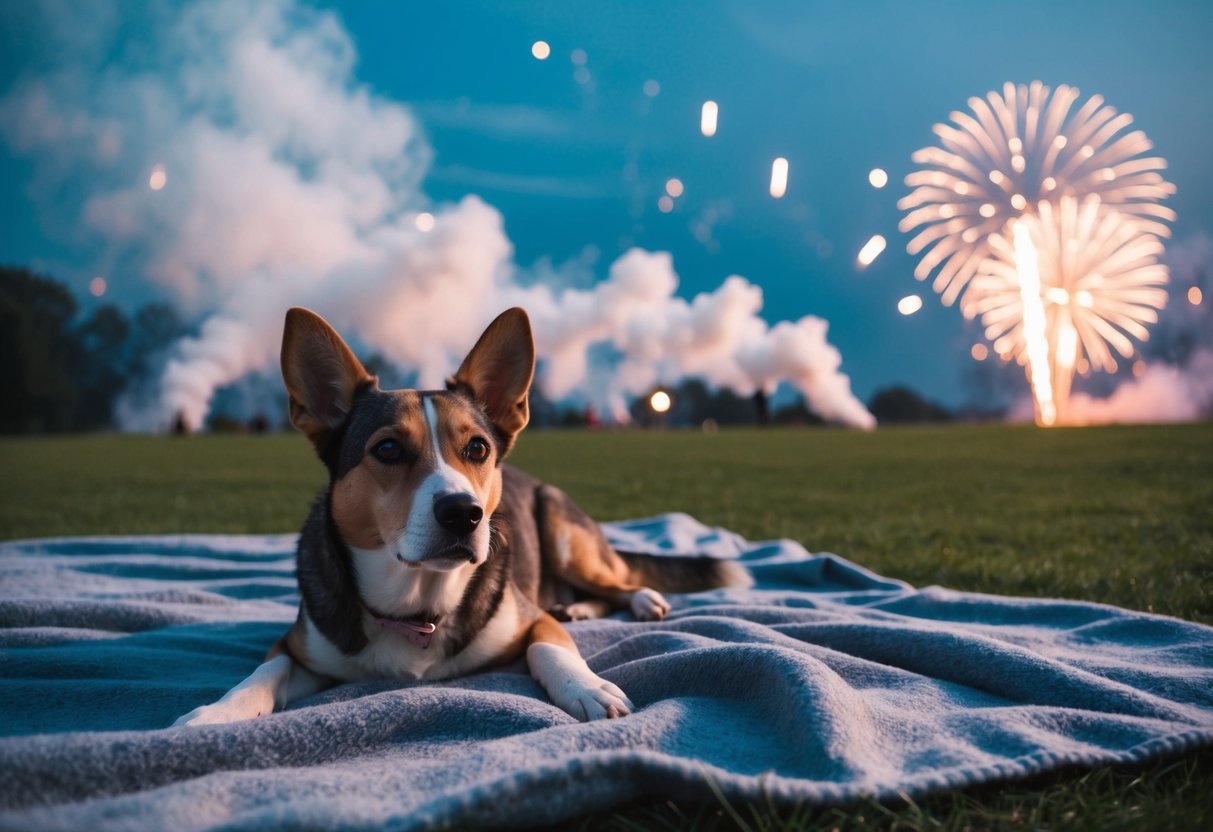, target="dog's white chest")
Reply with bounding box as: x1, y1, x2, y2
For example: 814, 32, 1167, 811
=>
303, 588, 520, 682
